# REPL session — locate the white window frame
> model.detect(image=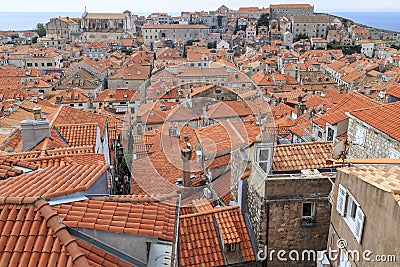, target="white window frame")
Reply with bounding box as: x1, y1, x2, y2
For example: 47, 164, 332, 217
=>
355, 126, 366, 146
255, 144, 272, 174
301, 202, 315, 218
343, 191, 365, 244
